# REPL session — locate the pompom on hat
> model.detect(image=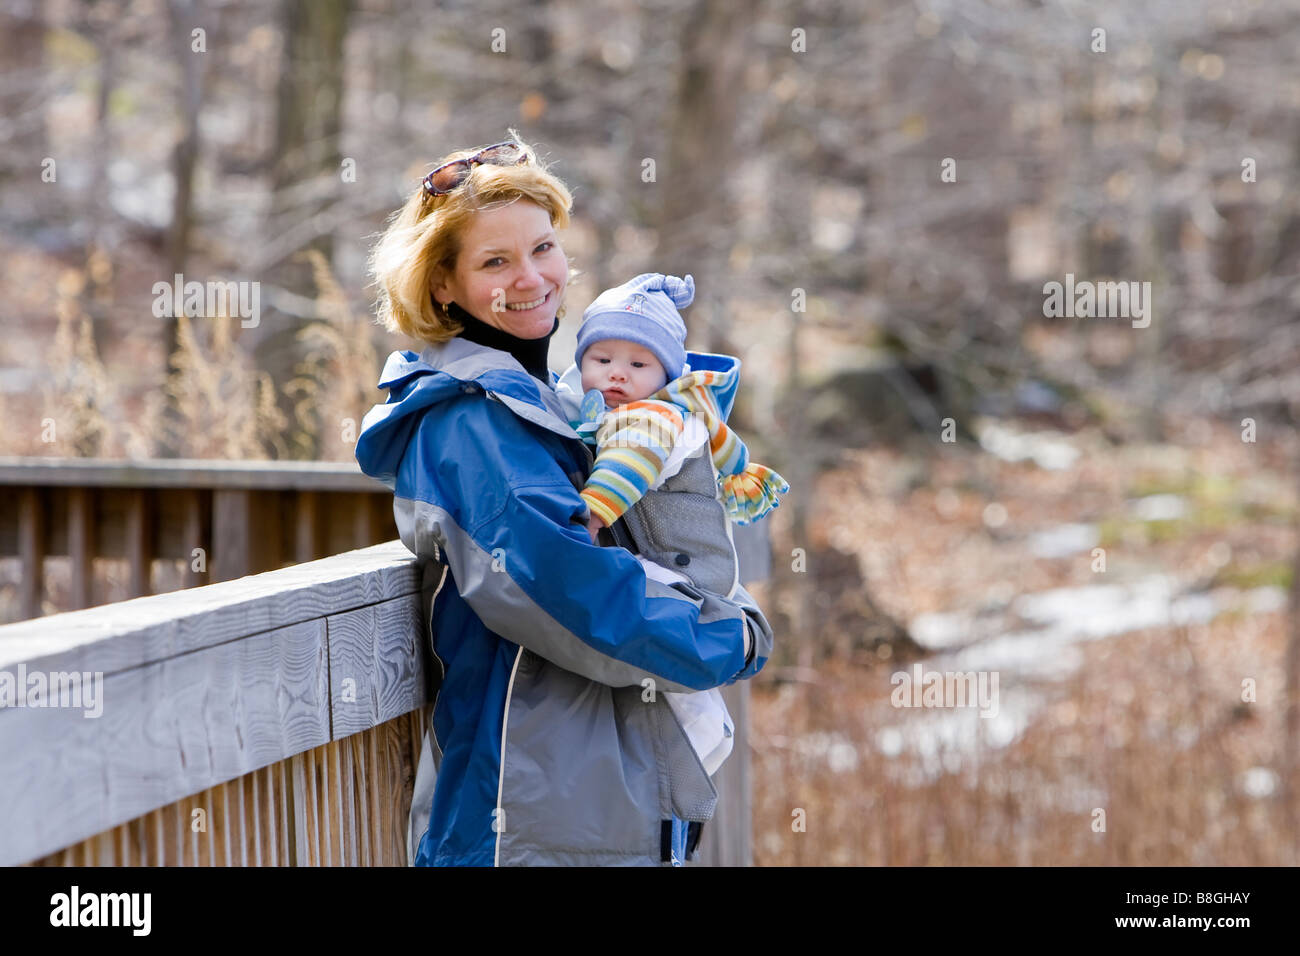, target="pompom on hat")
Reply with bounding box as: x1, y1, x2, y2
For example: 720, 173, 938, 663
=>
575, 272, 694, 381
